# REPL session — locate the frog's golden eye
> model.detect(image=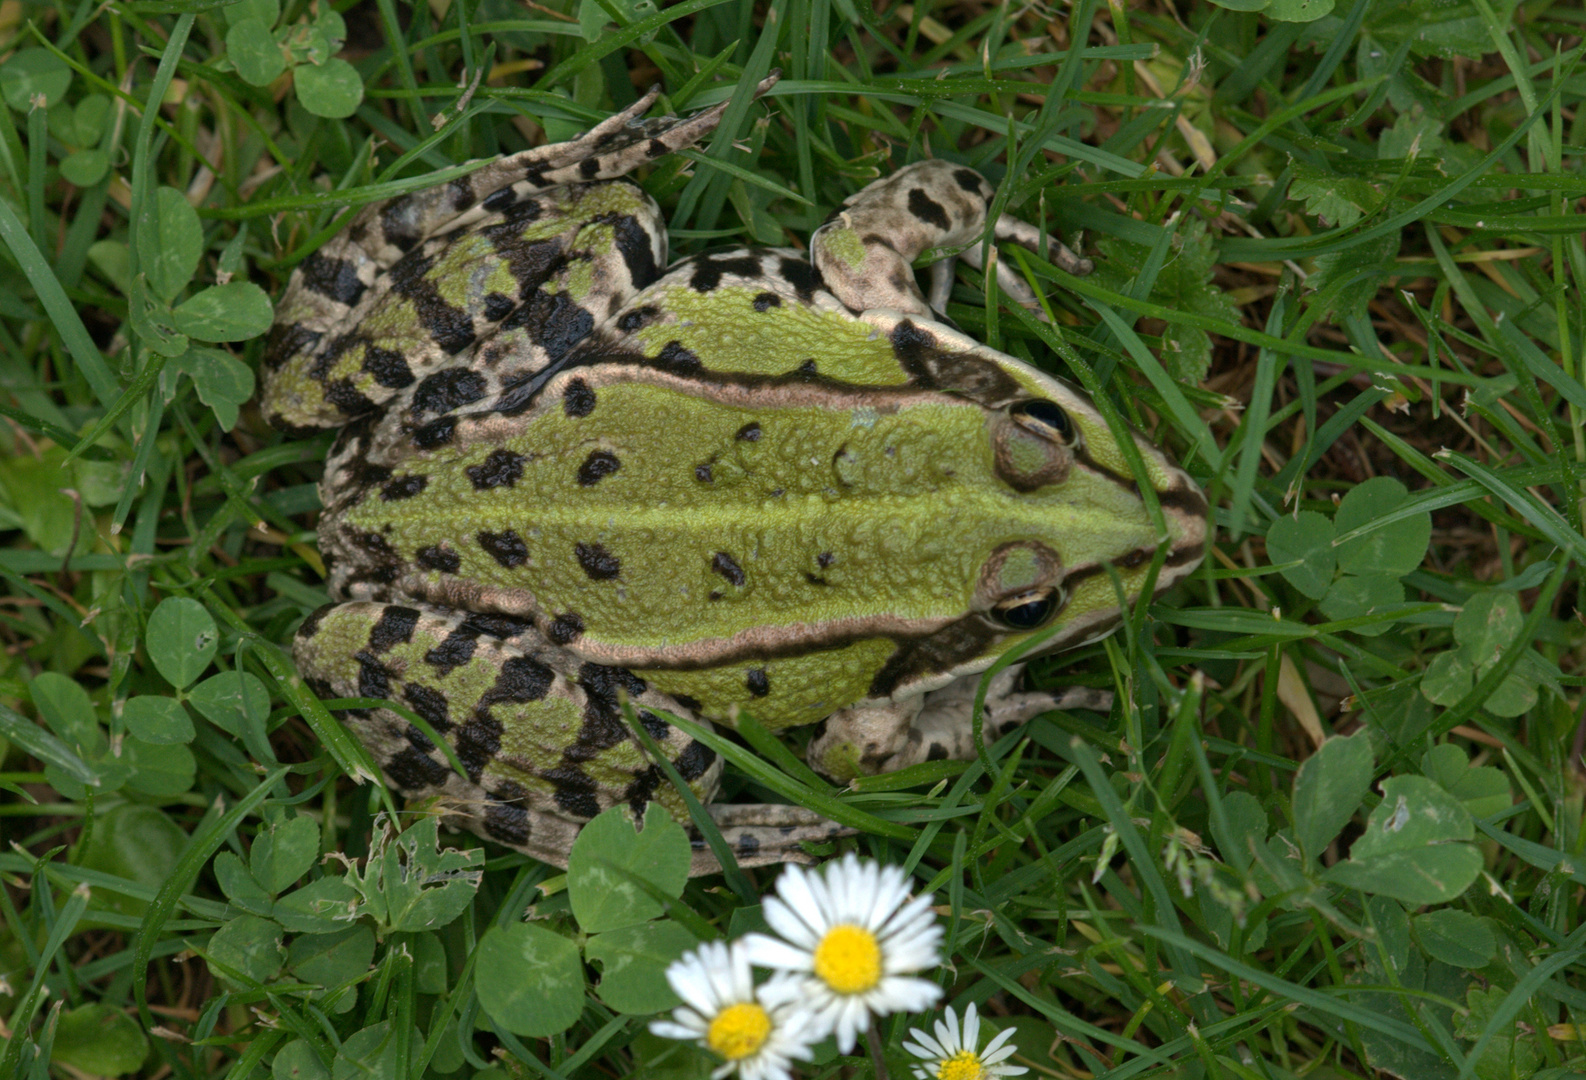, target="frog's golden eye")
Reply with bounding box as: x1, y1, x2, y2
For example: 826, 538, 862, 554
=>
1010, 400, 1076, 446
991, 586, 1066, 630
